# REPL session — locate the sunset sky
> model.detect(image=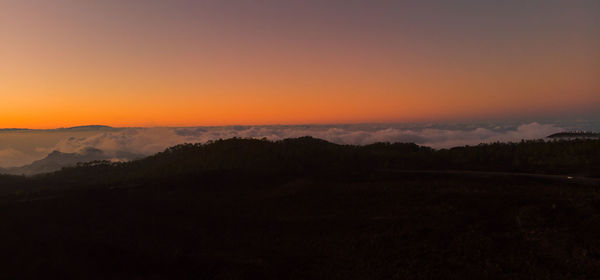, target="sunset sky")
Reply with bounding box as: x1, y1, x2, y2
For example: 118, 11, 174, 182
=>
1, 0, 599, 129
